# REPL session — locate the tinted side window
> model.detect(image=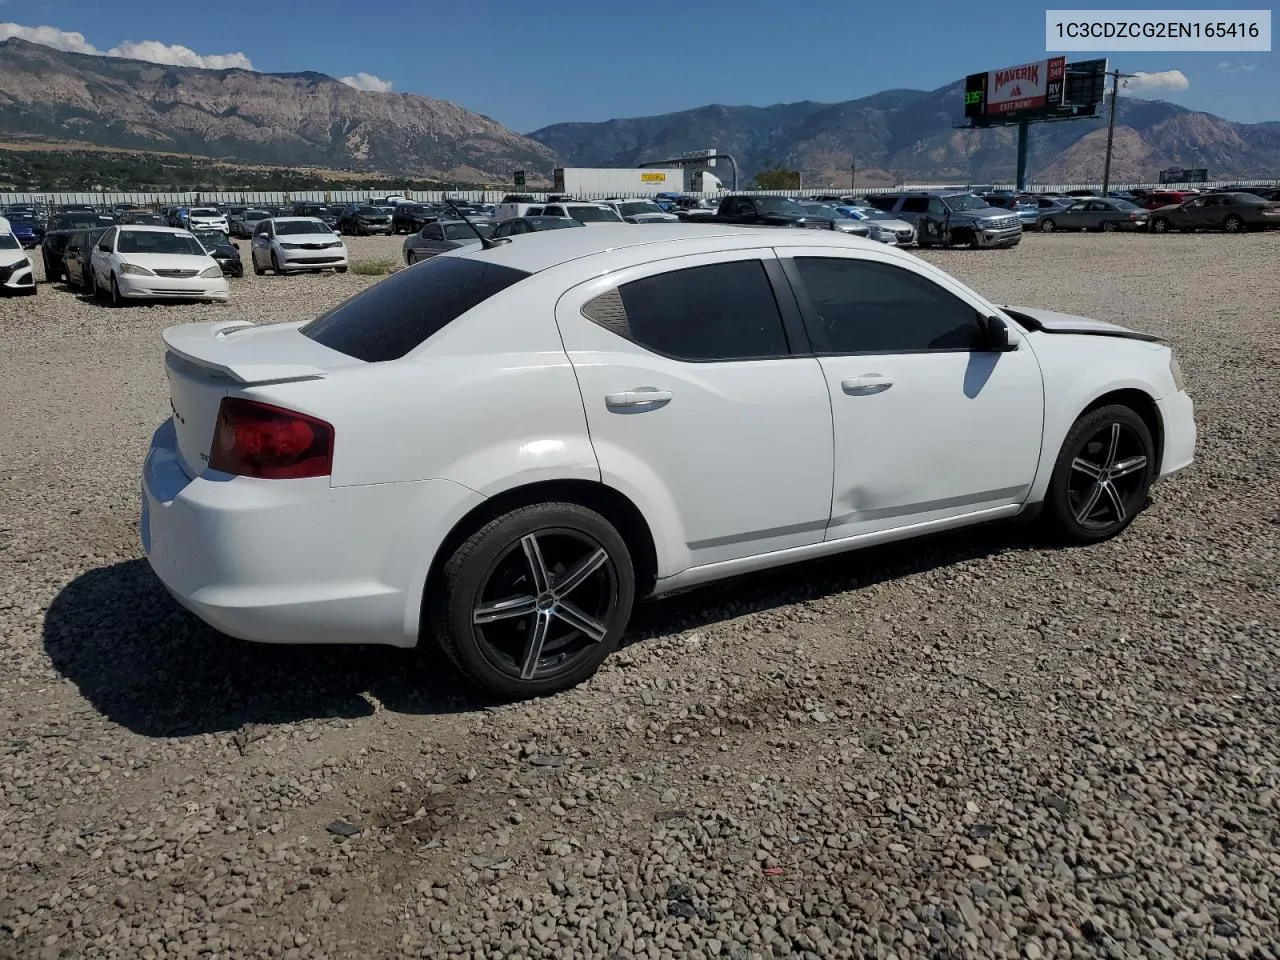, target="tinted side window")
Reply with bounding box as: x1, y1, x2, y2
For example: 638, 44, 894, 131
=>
899, 197, 930, 214
584, 260, 789, 362
865, 196, 897, 211
302, 258, 531, 362
793, 257, 984, 353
